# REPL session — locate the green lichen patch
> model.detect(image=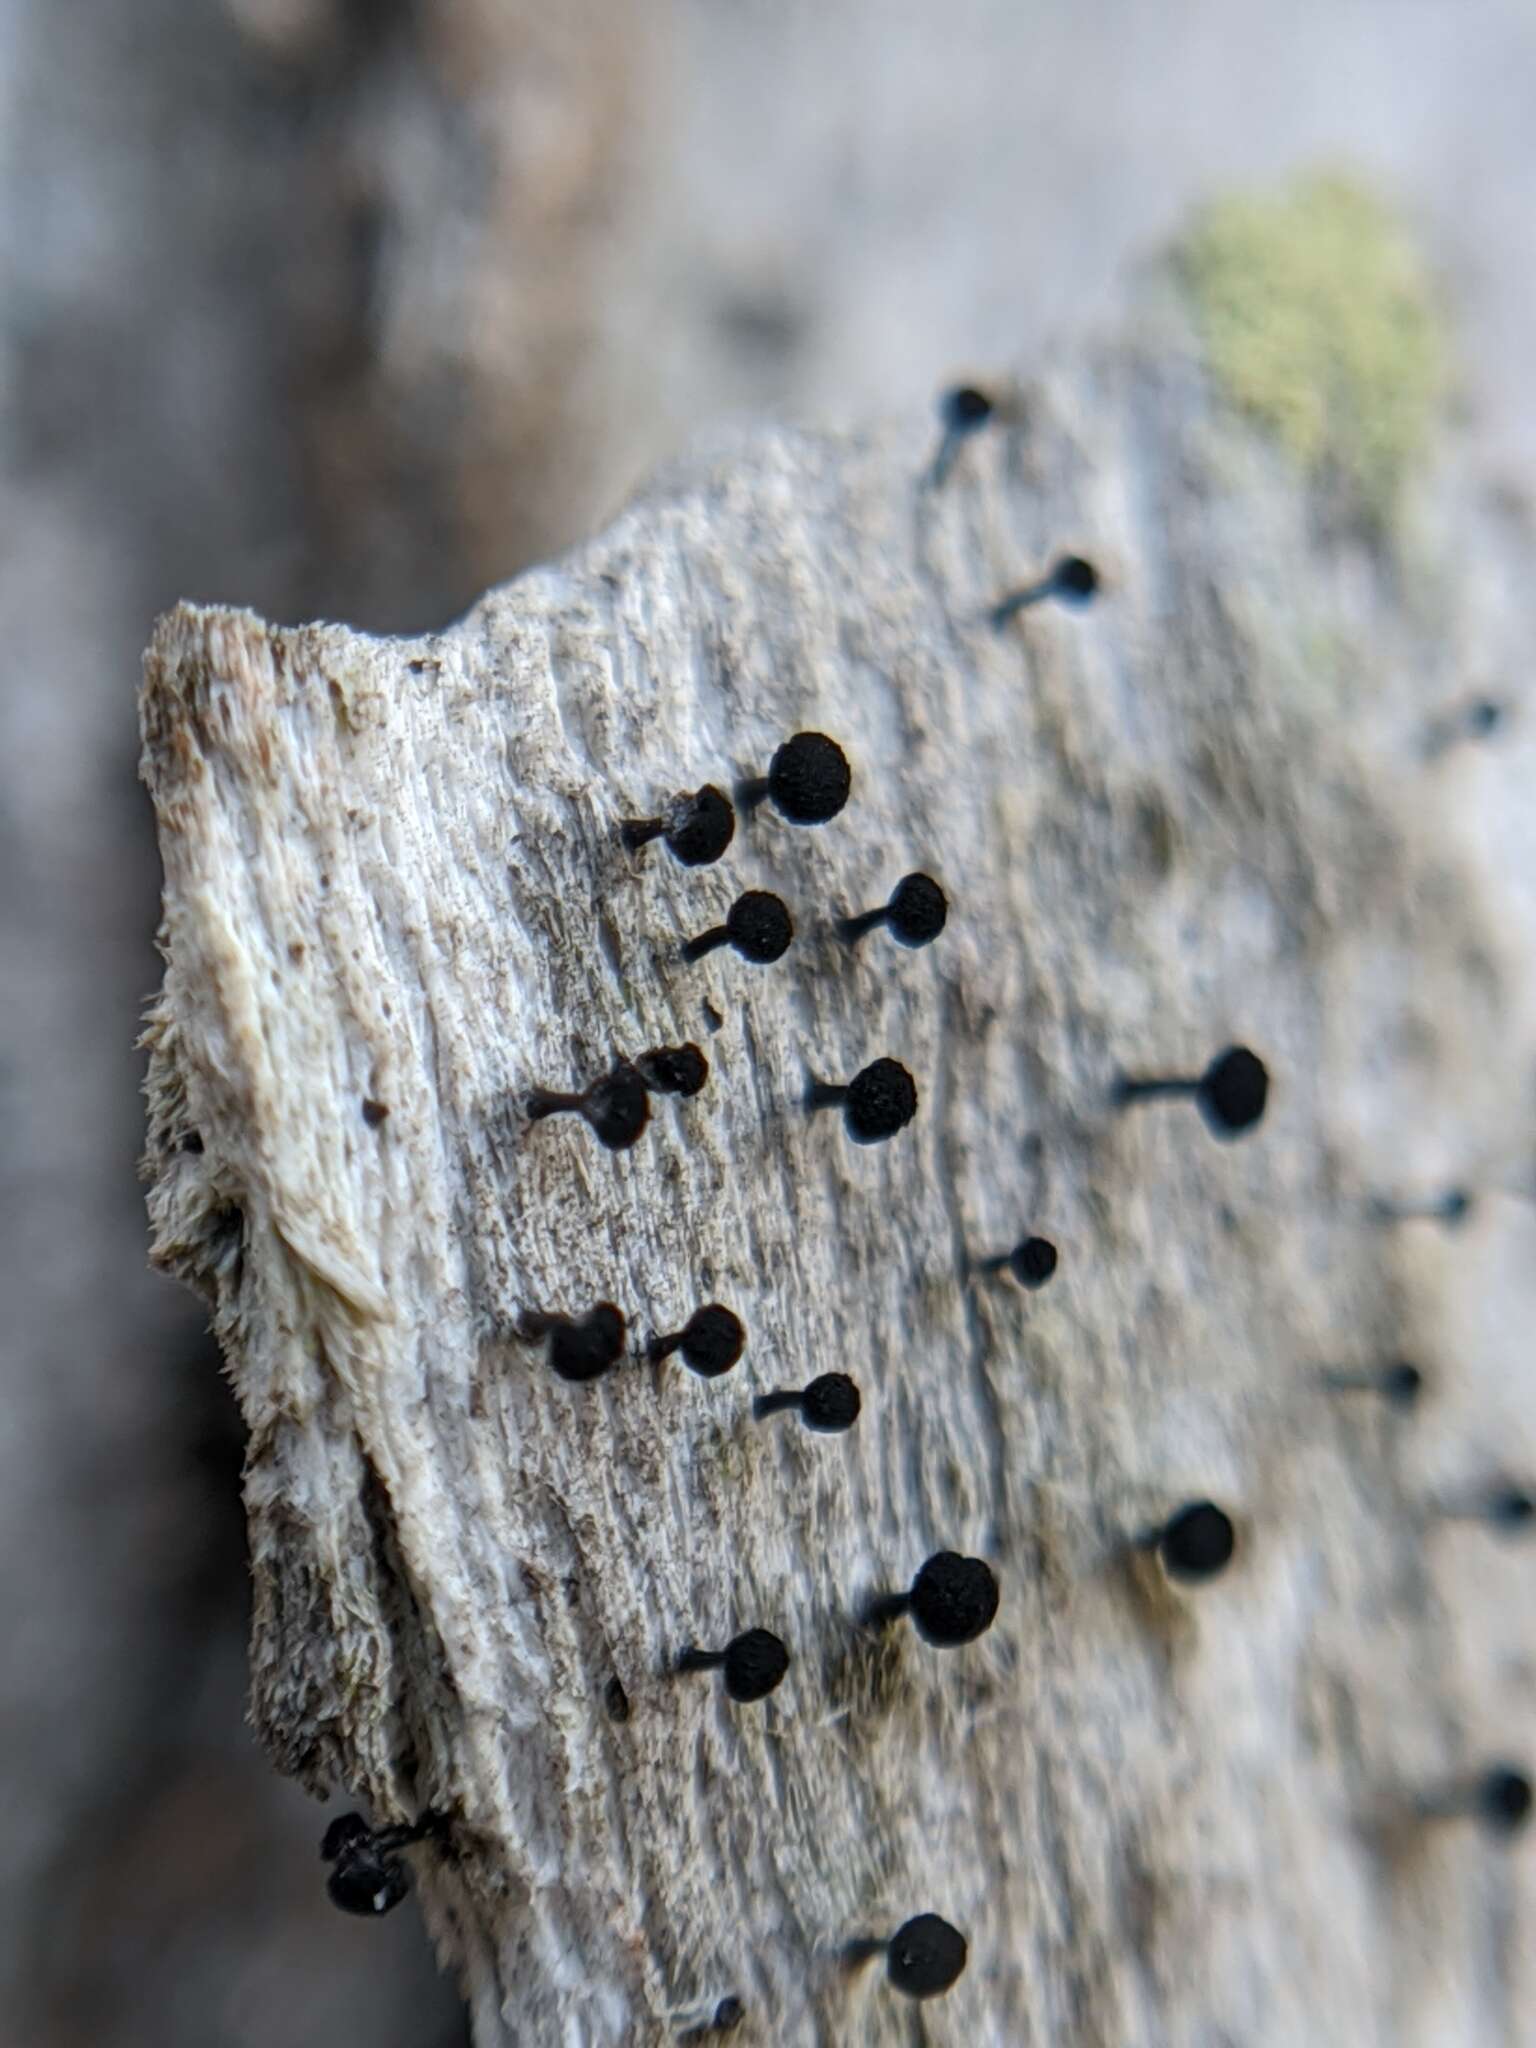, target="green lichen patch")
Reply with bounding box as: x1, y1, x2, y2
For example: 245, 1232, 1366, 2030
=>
1177, 172, 1446, 527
